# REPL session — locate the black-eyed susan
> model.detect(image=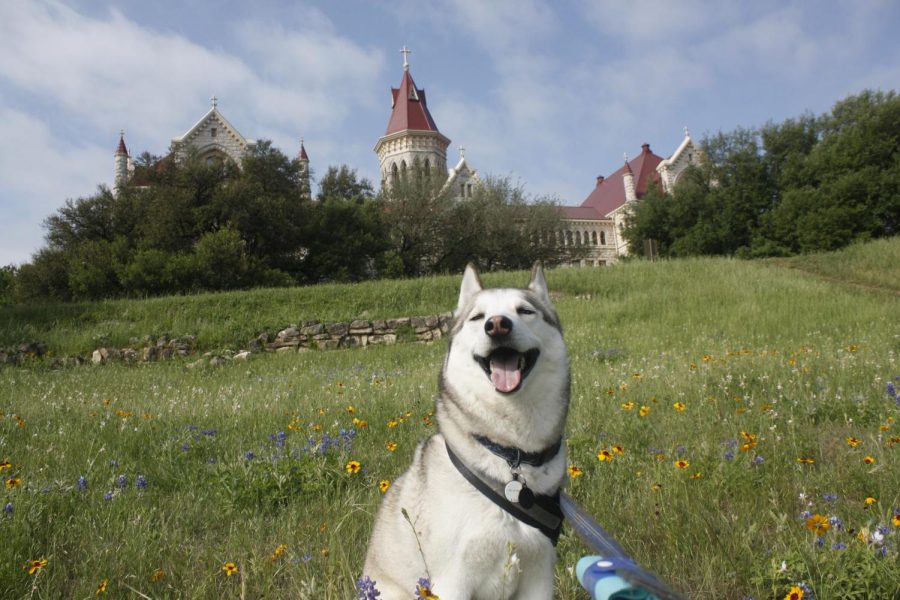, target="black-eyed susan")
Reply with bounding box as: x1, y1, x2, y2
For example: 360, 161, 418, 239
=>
863, 455, 876, 465
5, 477, 21, 489
691, 472, 702, 479
0, 460, 11, 470
385, 441, 397, 452
387, 419, 399, 428
846, 437, 861, 447
621, 402, 635, 410
674, 459, 690, 469
597, 449, 613, 462
650, 483, 662, 492
784, 585, 804, 600
805, 514, 830, 535
346, 405, 355, 414
567, 465, 584, 478
673, 402, 686, 411
892, 513, 900, 527
96, 579, 108, 594
739, 431, 757, 451
796, 456, 815, 464
352, 418, 369, 428
612, 445, 625, 455
320, 548, 329, 557
222, 562, 238, 577
270, 544, 288, 561
150, 569, 165, 582
865, 496, 877, 505
26, 558, 47, 575
345, 460, 362, 474
379, 479, 391, 493
638, 406, 650, 417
